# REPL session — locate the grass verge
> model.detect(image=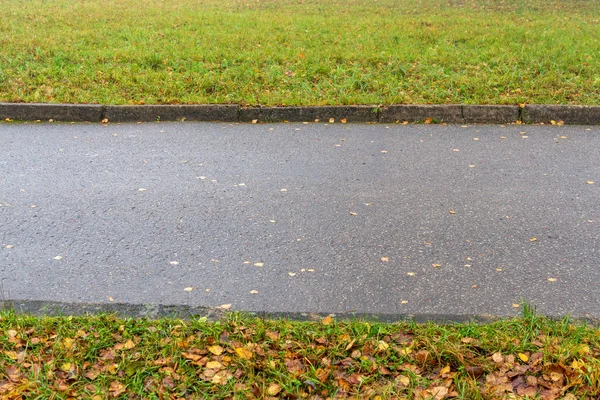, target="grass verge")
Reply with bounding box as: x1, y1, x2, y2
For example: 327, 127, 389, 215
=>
1, 306, 599, 399
1, 0, 599, 106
